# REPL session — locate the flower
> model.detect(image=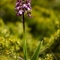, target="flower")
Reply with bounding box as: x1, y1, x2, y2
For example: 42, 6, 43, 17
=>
15, 0, 32, 17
